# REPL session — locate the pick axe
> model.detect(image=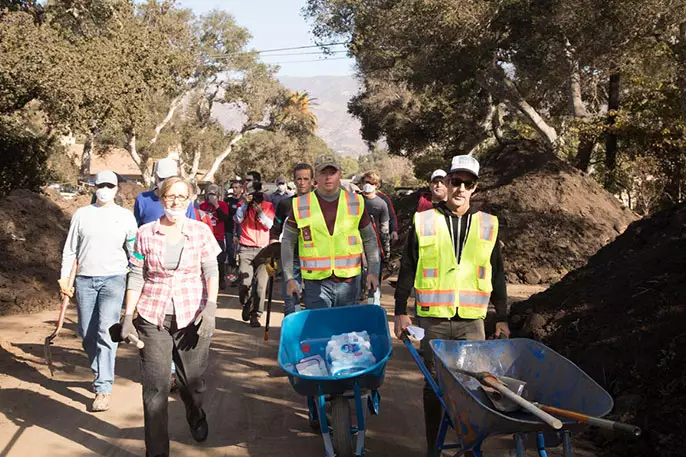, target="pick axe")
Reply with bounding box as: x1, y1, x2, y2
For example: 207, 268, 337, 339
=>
44, 259, 77, 377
